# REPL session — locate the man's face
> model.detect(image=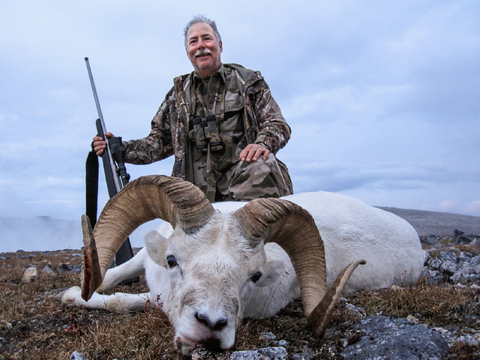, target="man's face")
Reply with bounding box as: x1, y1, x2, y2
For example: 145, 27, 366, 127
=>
186, 22, 223, 79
